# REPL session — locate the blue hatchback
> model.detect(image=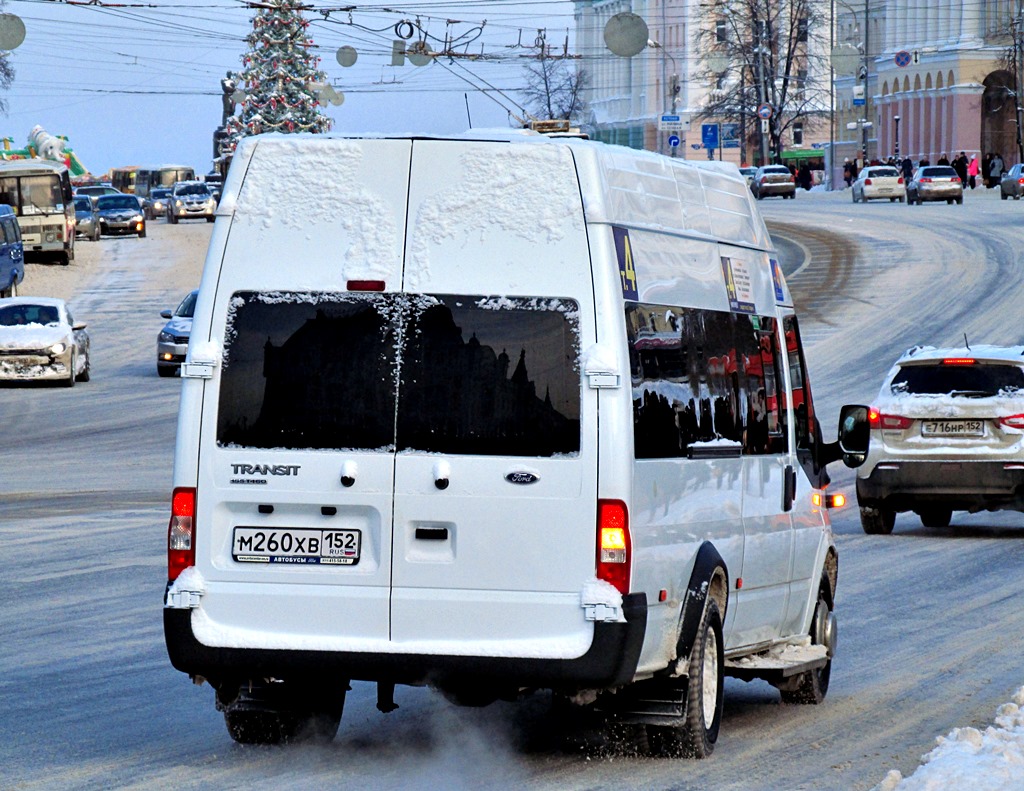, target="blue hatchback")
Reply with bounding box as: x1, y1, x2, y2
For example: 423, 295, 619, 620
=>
0, 204, 24, 298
